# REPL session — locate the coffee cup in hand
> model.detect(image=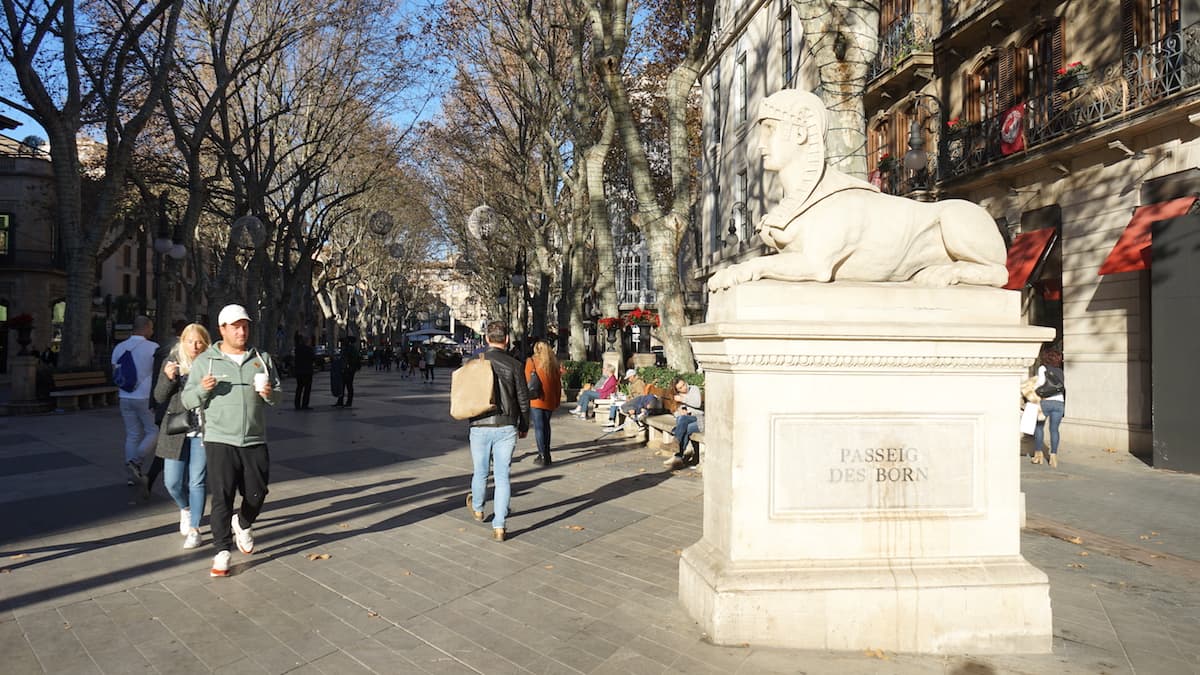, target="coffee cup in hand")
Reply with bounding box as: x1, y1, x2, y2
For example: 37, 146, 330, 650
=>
254, 372, 269, 393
